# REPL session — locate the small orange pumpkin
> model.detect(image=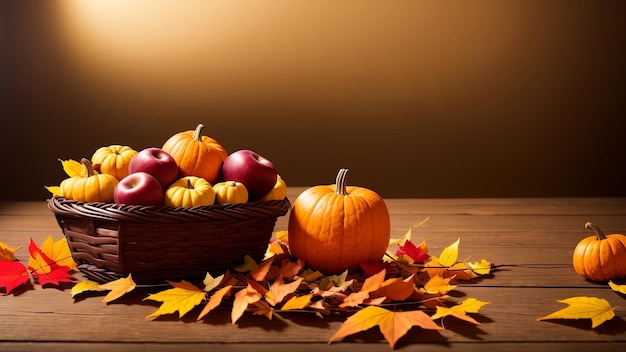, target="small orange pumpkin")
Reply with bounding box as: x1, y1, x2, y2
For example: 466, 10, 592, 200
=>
162, 124, 227, 184
287, 168, 390, 274
213, 181, 248, 204
60, 158, 119, 203
91, 145, 137, 180
572, 222, 626, 282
